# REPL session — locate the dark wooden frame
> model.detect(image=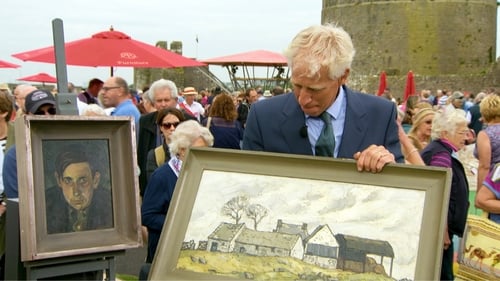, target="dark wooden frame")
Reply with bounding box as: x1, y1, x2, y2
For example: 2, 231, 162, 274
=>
15, 115, 142, 261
